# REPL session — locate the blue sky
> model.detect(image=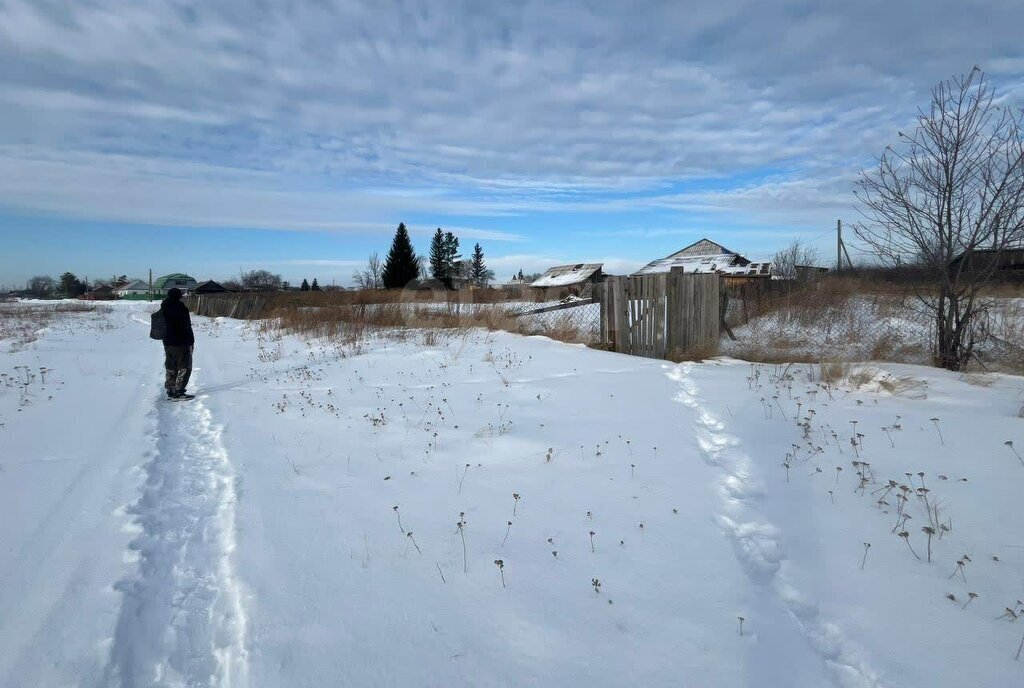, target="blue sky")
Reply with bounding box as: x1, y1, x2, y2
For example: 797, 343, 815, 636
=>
2, 0, 1023, 287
